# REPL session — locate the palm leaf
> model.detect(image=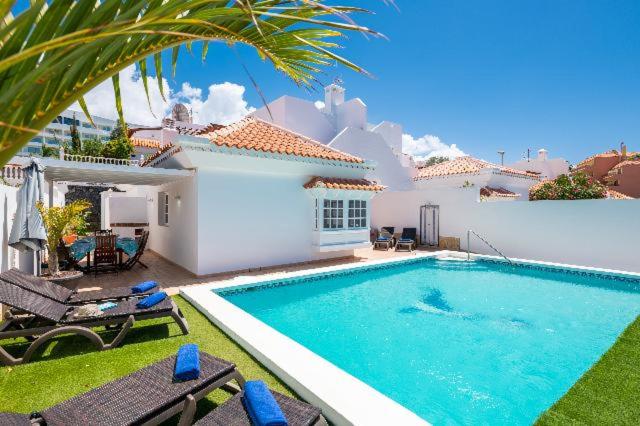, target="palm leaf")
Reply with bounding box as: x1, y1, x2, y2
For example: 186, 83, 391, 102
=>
0, 0, 382, 165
